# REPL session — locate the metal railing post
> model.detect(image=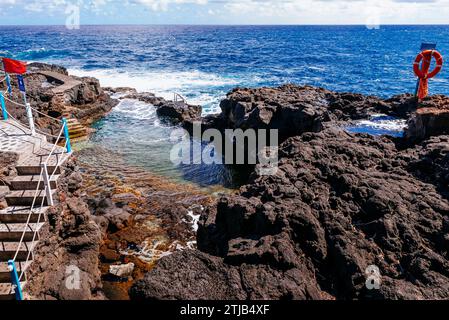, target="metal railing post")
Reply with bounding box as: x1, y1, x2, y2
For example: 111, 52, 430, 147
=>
7, 260, 23, 301
6, 74, 12, 95
62, 118, 72, 153
25, 103, 35, 136
41, 163, 54, 206
0, 92, 7, 120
